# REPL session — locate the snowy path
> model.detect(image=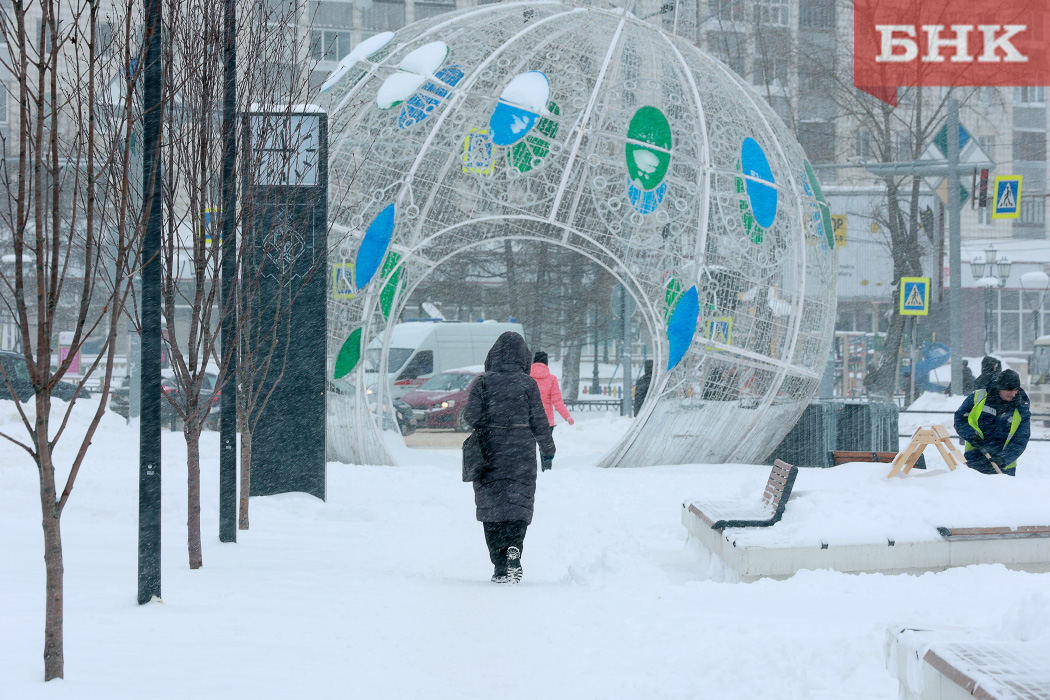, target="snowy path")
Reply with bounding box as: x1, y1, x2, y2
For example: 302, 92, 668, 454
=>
2, 403, 1049, 699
